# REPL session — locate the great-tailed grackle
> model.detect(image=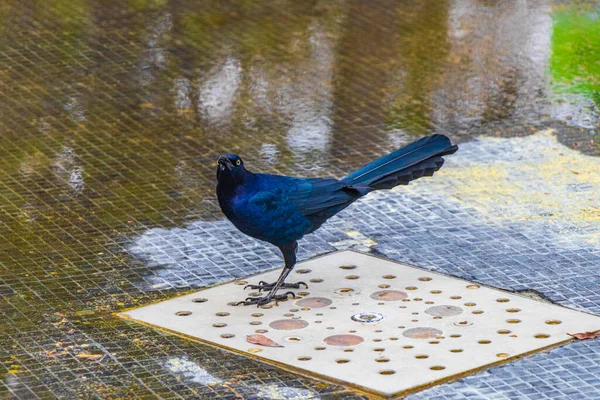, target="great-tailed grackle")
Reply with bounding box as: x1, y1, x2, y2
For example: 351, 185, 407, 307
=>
216, 134, 458, 306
